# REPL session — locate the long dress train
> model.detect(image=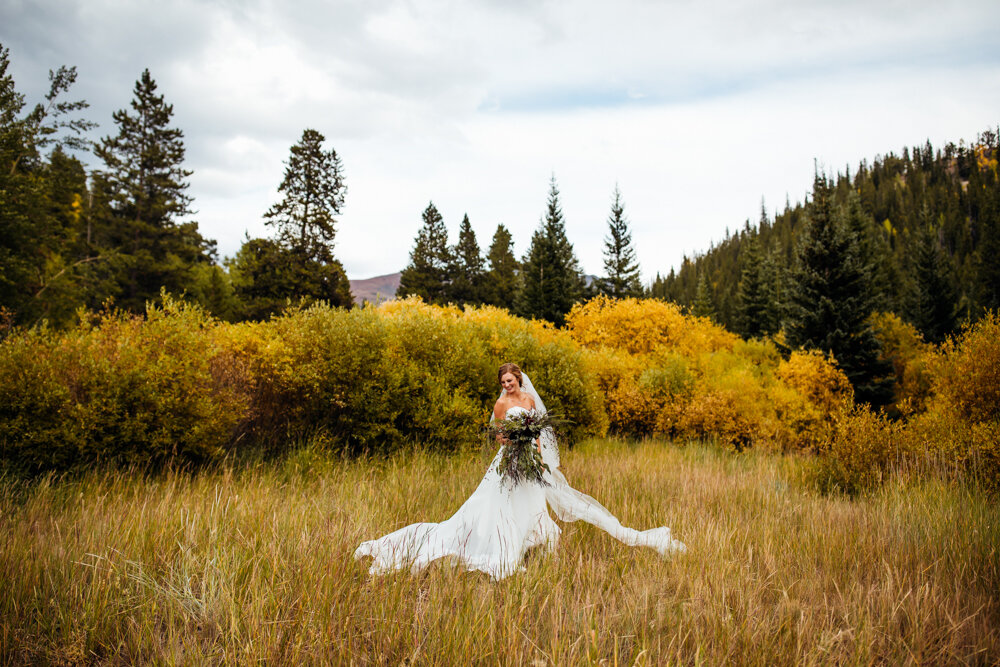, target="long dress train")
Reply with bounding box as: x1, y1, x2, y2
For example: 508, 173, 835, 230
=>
353, 406, 685, 580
